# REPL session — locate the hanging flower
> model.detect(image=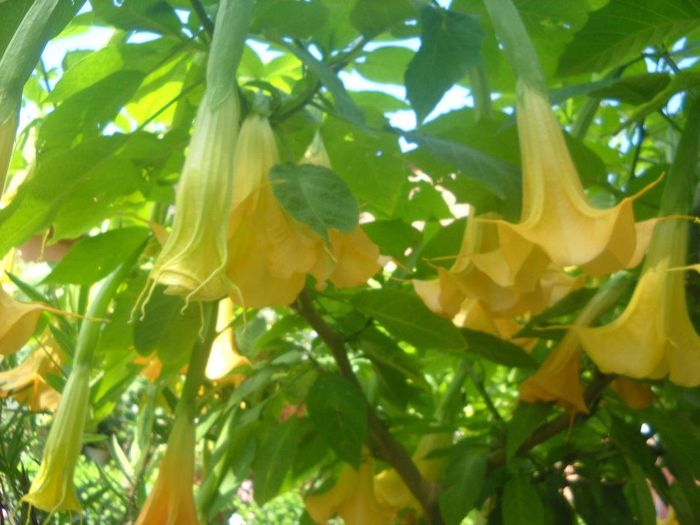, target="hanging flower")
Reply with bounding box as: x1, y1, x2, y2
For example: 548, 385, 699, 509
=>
577, 219, 700, 386
134, 410, 200, 525
305, 455, 393, 525
413, 212, 581, 323
148, 90, 239, 302
374, 433, 451, 517
226, 117, 379, 308
0, 286, 65, 356
205, 297, 250, 386
22, 363, 90, 513
491, 81, 654, 275
609, 377, 654, 410
0, 342, 61, 412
